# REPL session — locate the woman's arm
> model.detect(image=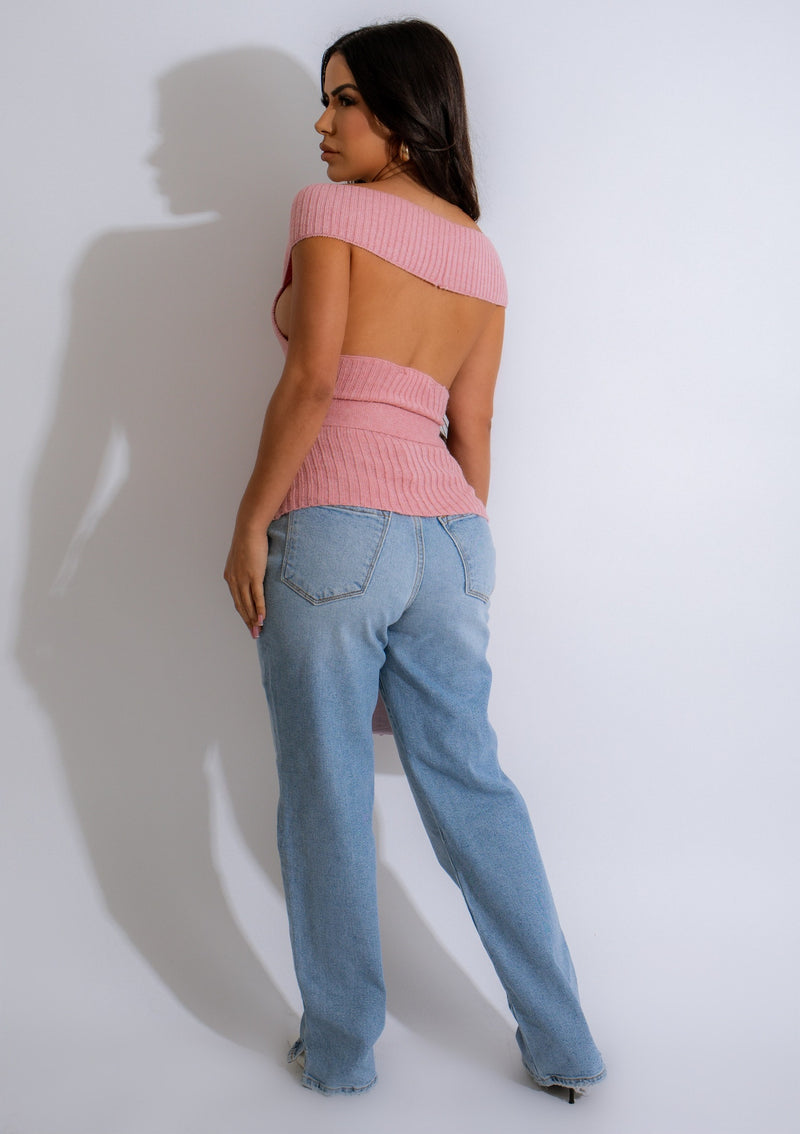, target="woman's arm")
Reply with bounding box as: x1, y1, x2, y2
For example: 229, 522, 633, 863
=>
445, 305, 505, 505
224, 236, 350, 636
